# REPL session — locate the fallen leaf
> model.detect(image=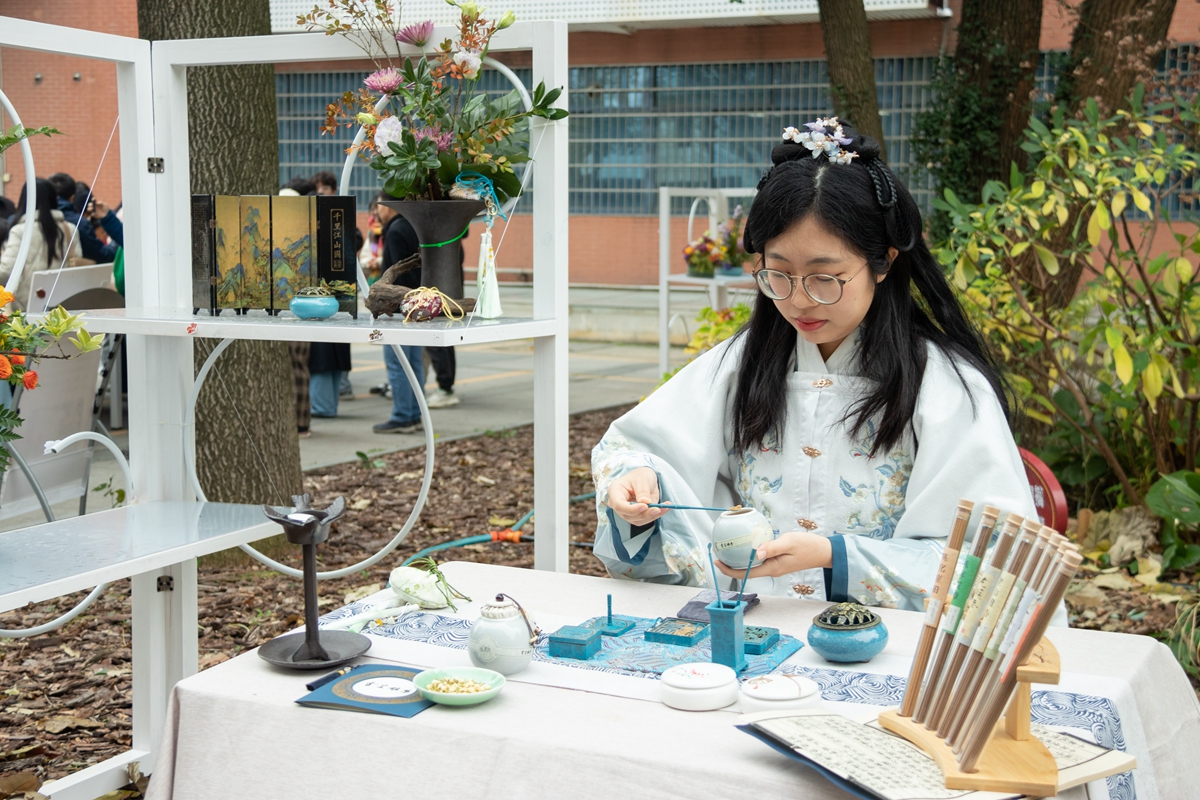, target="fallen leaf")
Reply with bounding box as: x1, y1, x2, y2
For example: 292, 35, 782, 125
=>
473, 475, 496, 486
351, 498, 372, 510
198, 652, 229, 669
61, 645, 80, 658
395, 471, 423, 482
1151, 593, 1184, 605
1134, 555, 1163, 587
40, 715, 103, 734
1065, 583, 1107, 609
0, 743, 46, 762
488, 516, 516, 528
0, 771, 40, 794
317, 597, 336, 607
343, 583, 382, 605
1091, 572, 1140, 591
